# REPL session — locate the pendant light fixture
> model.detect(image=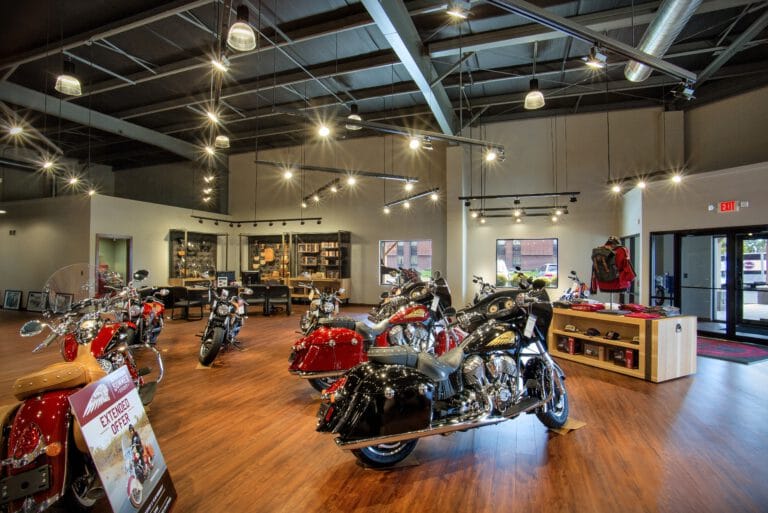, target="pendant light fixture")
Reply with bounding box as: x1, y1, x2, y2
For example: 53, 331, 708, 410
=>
227, 5, 257, 52
524, 42, 544, 110
345, 104, 362, 130
214, 134, 230, 148
55, 56, 82, 96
